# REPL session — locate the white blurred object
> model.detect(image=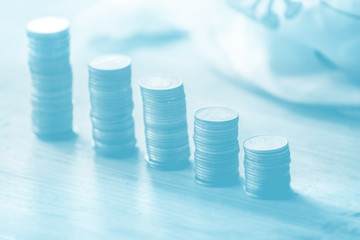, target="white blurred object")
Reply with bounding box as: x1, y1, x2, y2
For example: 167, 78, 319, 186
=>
280, 0, 360, 74
74, 0, 212, 44
75, 0, 360, 107
193, 0, 360, 106
75, 0, 177, 40
324, 0, 360, 16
